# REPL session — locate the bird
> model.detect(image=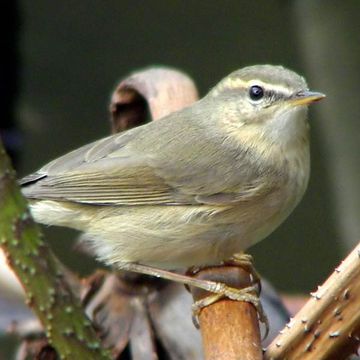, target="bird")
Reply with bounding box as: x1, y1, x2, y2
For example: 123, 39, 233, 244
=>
20, 64, 325, 307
